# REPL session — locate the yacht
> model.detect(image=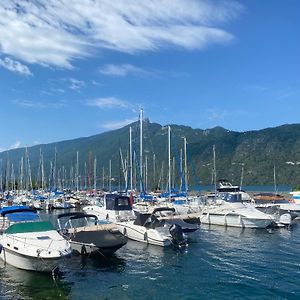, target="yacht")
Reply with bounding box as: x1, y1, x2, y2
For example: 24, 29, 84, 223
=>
199, 192, 276, 228
83, 193, 135, 223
